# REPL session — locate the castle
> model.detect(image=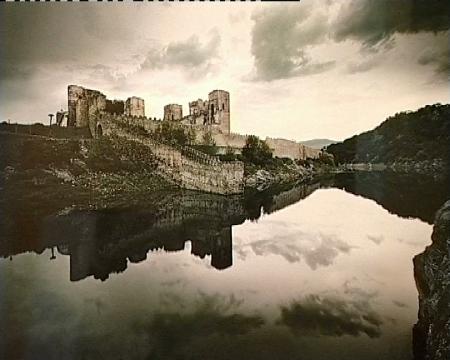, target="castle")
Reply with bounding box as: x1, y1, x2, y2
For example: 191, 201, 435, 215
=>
65, 85, 320, 161
163, 90, 230, 135
67, 85, 145, 128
